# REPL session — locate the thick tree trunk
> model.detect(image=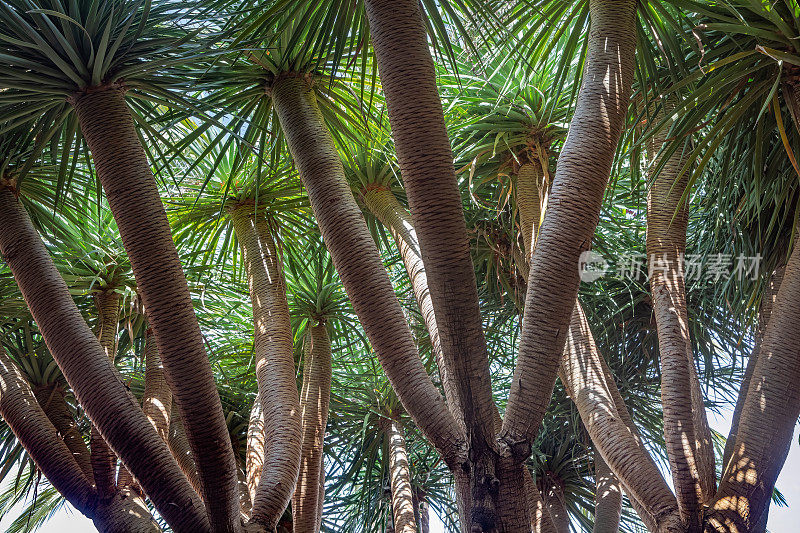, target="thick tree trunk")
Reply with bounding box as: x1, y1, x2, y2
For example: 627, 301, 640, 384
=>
705, 239, 800, 531
246, 392, 265, 506
0, 188, 208, 531
364, 1, 511, 527
231, 207, 302, 529
500, 0, 638, 476
593, 452, 622, 533
270, 76, 464, 467
362, 186, 461, 424
91, 290, 121, 496
72, 85, 239, 532
646, 109, 715, 528
560, 303, 683, 533
91, 487, 161, 533
293, 322, 332, 532
0, 344, 96, 514
32, 383, 94, 483
385, 417, 418, 533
